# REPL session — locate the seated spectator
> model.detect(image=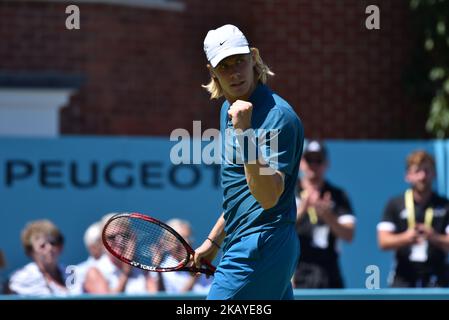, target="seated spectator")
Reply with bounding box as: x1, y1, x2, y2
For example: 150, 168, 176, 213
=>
8, 220, 69, 296
83, 215, 159, 294
160, 218, 213, 294
377, 150, 449, 287
294, 140, 356, 288
69, 221, 104, 294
